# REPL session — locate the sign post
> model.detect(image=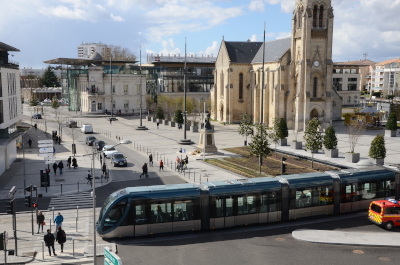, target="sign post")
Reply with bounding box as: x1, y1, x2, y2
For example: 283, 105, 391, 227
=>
104, 247, 123, 265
